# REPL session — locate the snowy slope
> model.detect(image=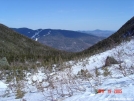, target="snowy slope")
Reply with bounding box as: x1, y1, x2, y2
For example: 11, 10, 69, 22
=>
0, 38, 134, 101
65, 38, 134, 101
72, 38, 134, 74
